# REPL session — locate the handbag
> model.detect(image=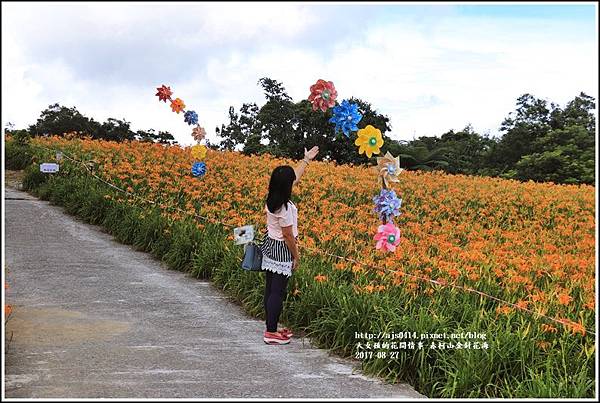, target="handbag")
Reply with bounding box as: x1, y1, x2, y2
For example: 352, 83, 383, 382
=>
241, 241, 263, 271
